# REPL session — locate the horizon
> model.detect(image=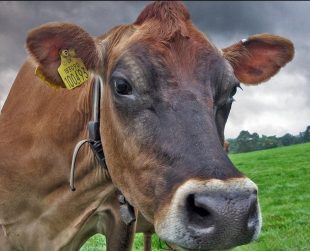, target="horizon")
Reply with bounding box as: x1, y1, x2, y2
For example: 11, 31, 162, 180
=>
226, 126, 309, 140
